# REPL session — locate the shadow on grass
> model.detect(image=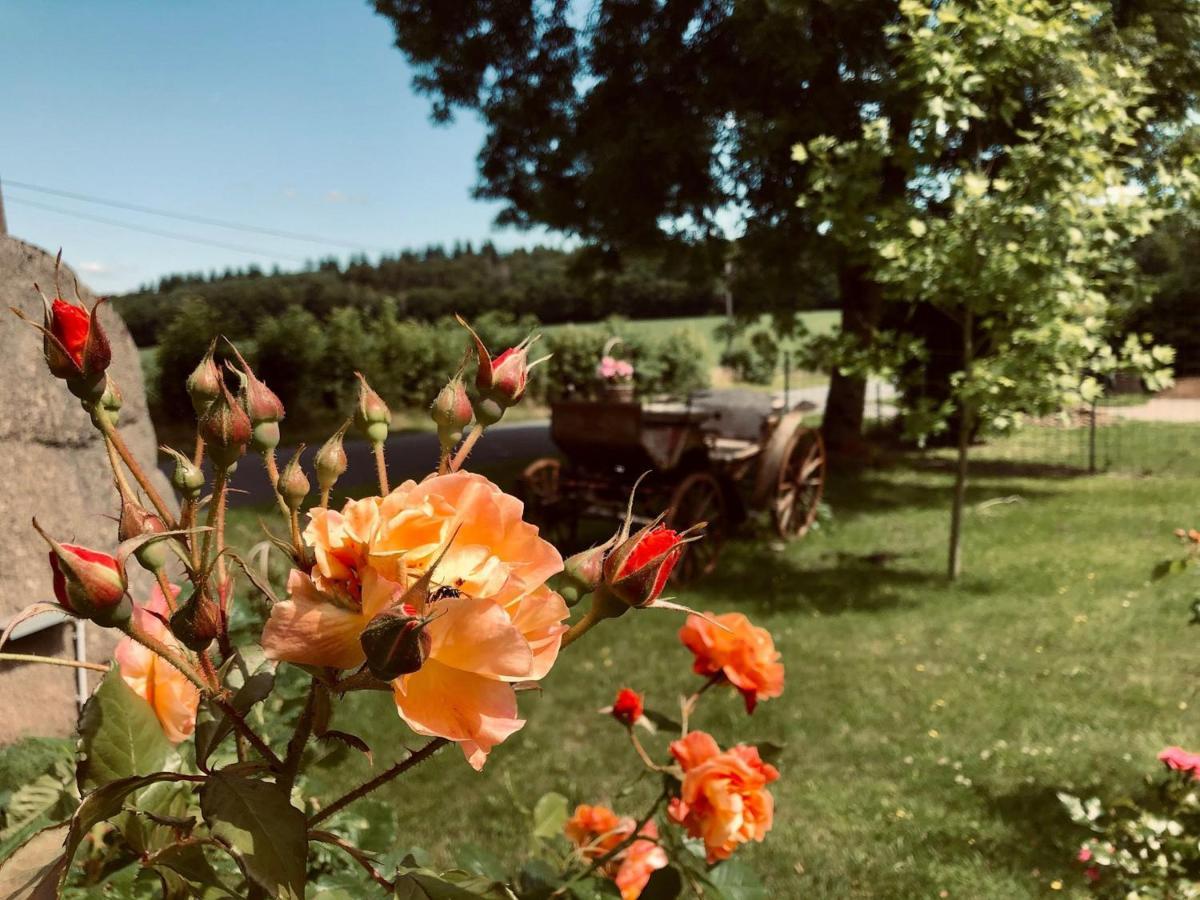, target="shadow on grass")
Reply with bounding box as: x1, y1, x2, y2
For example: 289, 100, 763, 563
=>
694, 541, 965, 616
949, 782, 1086, 884
821, 462, 1064, 524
